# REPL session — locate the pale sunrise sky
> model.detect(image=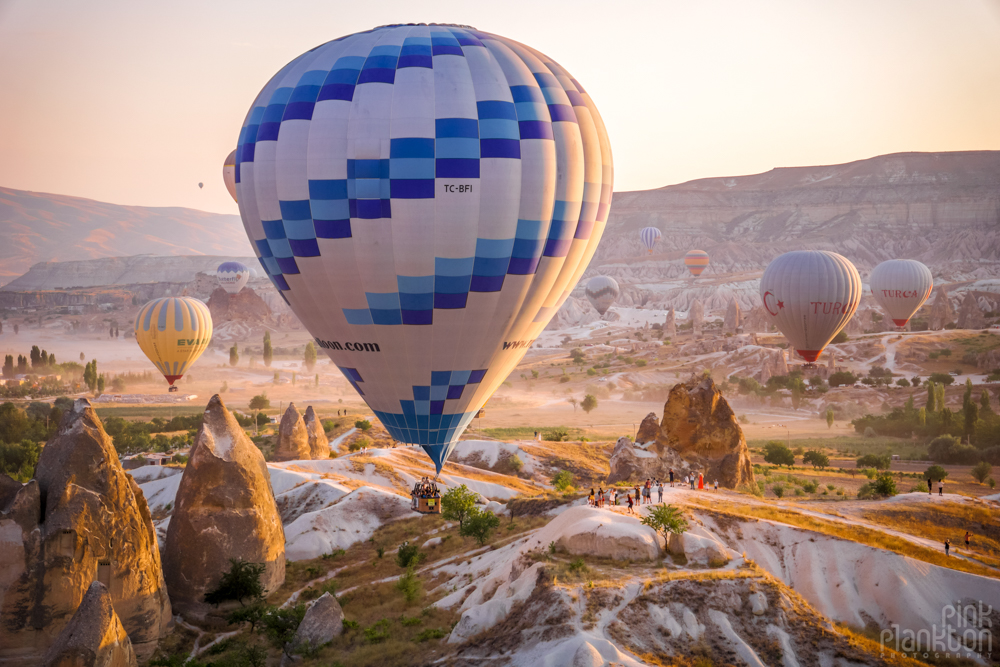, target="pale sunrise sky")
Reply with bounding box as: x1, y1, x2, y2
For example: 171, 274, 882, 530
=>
0, 0, 998, 215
